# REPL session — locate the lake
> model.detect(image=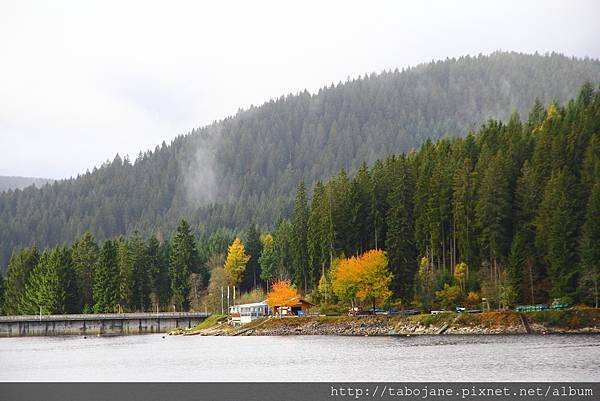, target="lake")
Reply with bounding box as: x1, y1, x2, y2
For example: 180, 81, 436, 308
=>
0, 334, 598, 381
